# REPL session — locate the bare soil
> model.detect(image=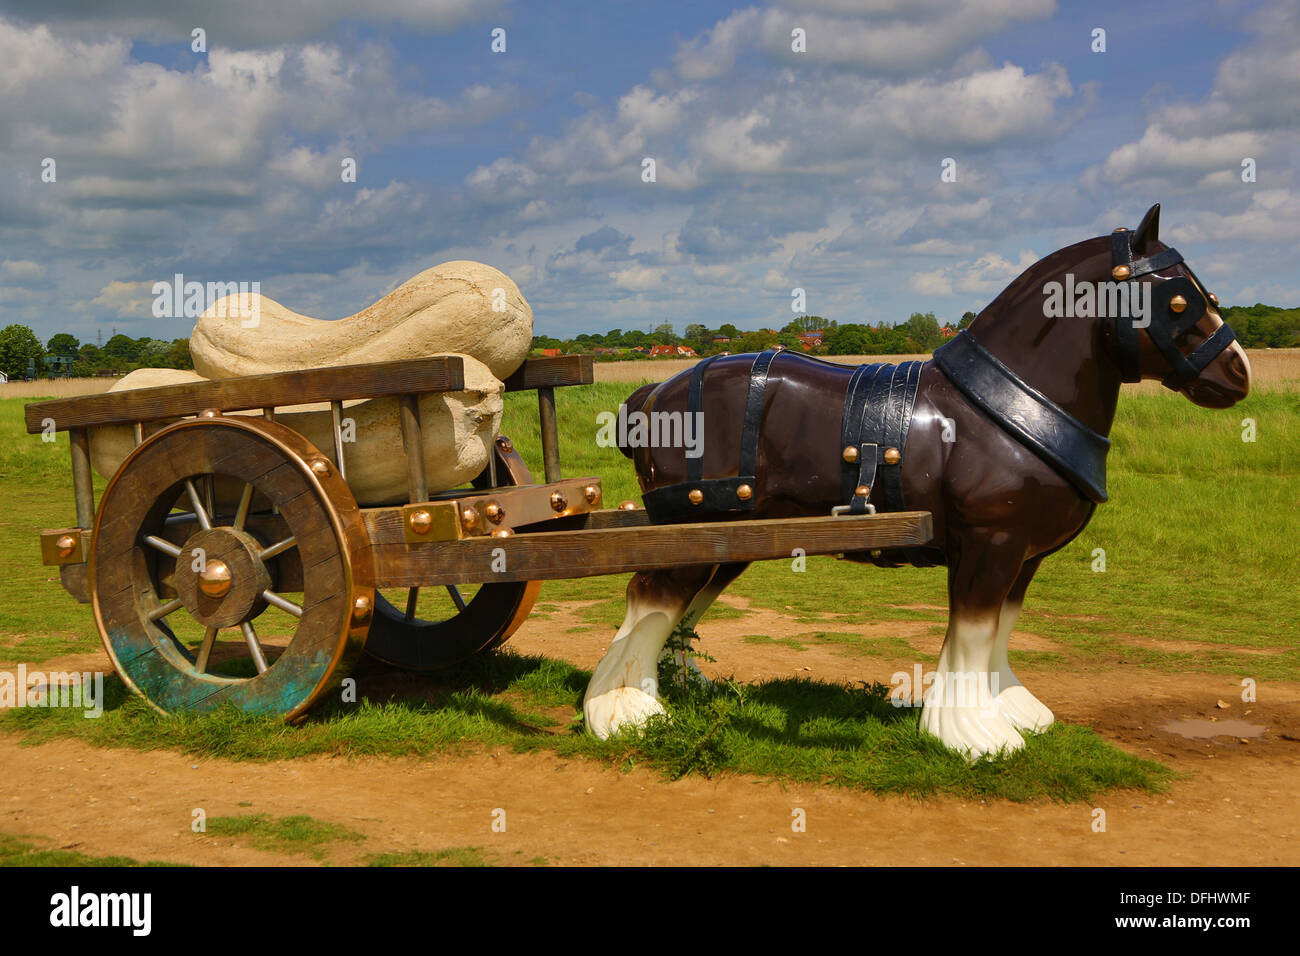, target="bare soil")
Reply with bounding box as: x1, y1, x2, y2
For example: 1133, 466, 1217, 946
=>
2, 599, 1297, 867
